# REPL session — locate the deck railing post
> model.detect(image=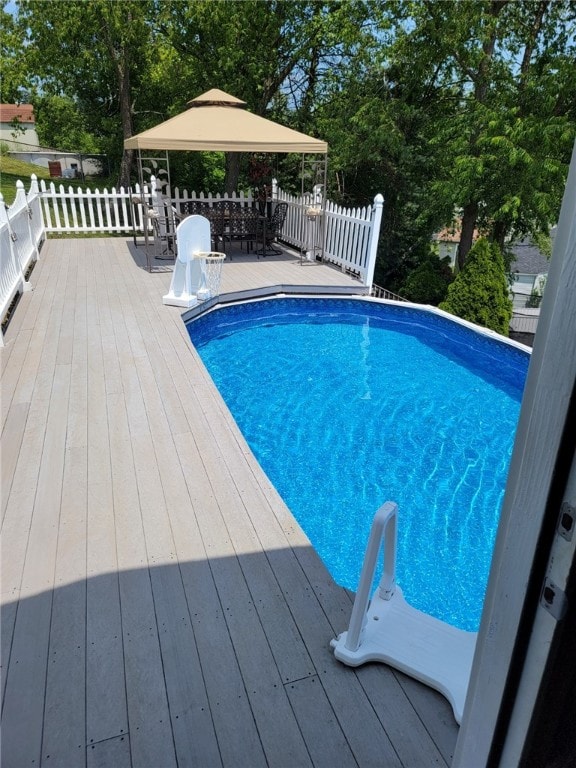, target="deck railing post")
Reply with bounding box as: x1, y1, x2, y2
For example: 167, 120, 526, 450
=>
364, 194, 384, 292
26, 174, 43, 261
